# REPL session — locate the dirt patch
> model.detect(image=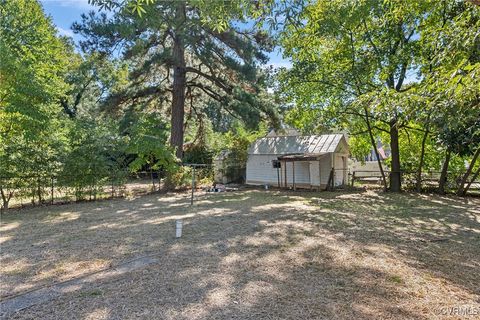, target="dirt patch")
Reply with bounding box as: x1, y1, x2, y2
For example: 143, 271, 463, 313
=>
1, 190, 479, 319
